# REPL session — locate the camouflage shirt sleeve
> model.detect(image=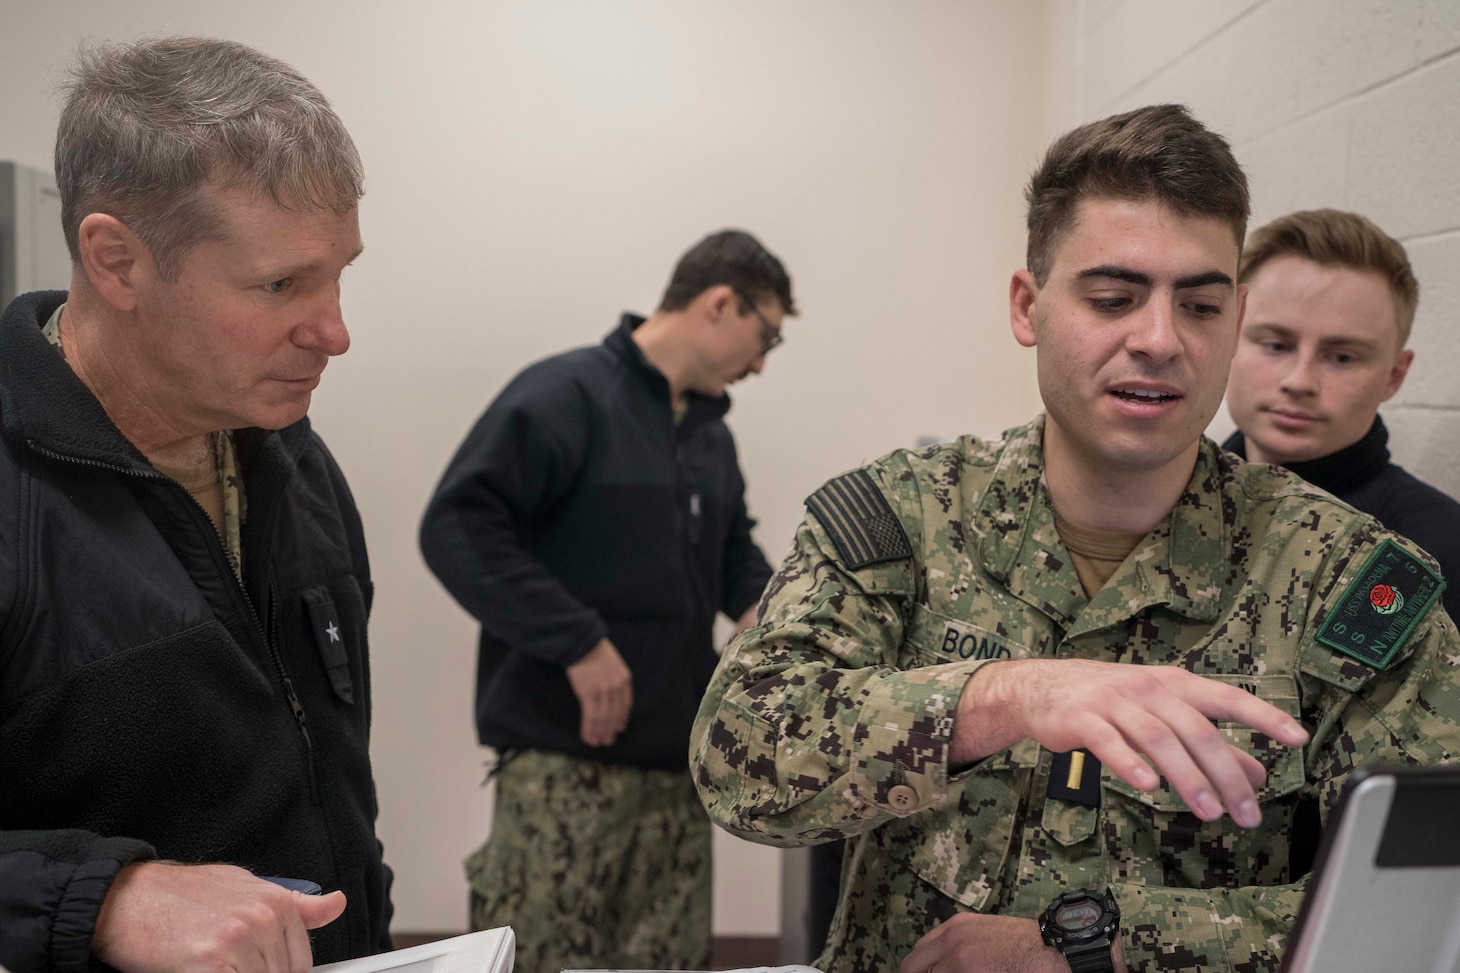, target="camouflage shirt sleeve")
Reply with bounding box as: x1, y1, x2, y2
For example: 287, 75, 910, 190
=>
691, 458, 995, 845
